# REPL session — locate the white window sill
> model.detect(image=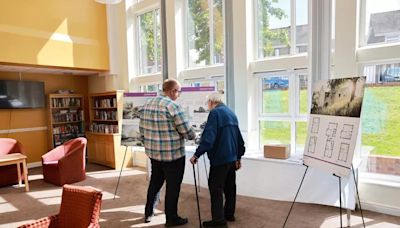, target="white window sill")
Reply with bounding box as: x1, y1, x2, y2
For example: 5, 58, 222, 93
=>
360, 172, 400, 188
